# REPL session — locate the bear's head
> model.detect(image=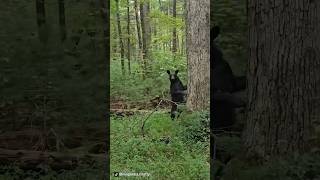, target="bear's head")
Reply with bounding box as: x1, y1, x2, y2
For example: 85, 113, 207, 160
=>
167, 70, 180, 83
